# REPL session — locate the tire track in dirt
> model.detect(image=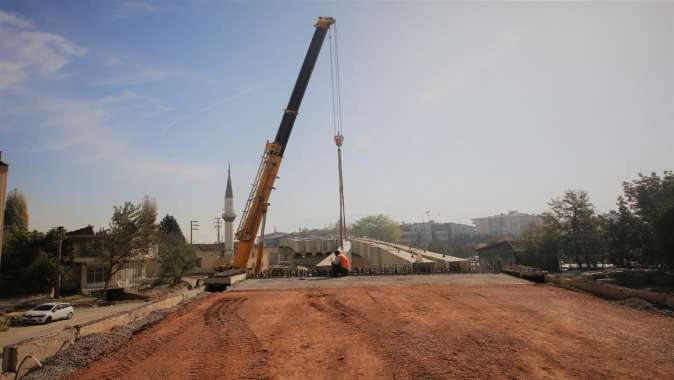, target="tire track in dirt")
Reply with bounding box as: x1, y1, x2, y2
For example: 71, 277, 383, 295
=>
75, 295, 215, 380
307, 290, 452, 380
187, 296, 270, 380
